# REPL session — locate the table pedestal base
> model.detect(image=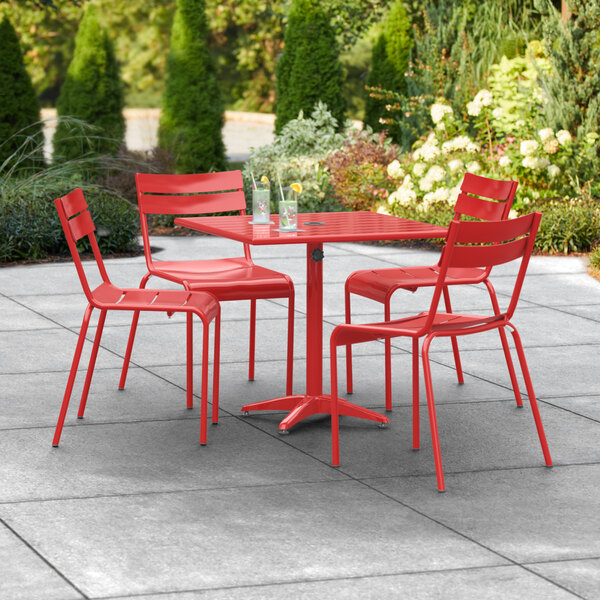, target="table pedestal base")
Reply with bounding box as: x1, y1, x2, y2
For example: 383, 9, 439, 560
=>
241, 395, 390, 433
